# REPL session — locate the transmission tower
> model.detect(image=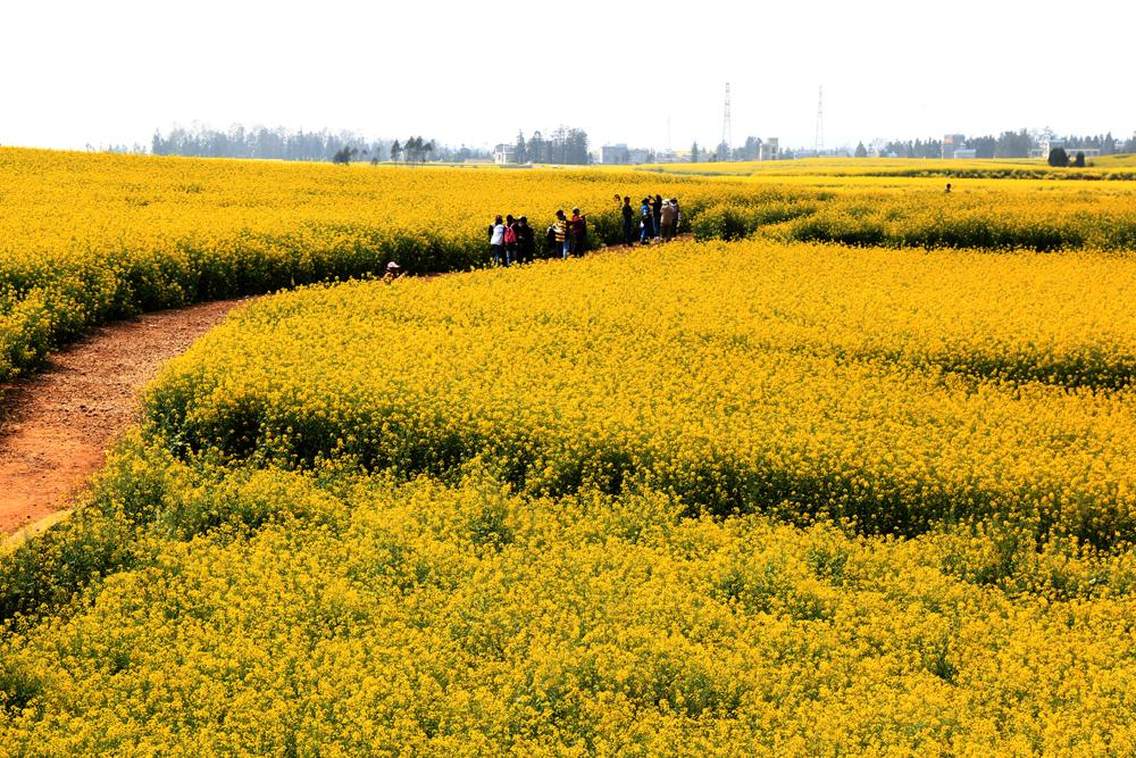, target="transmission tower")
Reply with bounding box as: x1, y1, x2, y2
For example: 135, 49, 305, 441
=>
721, 82, 732, 152
815, 85, 824, 155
